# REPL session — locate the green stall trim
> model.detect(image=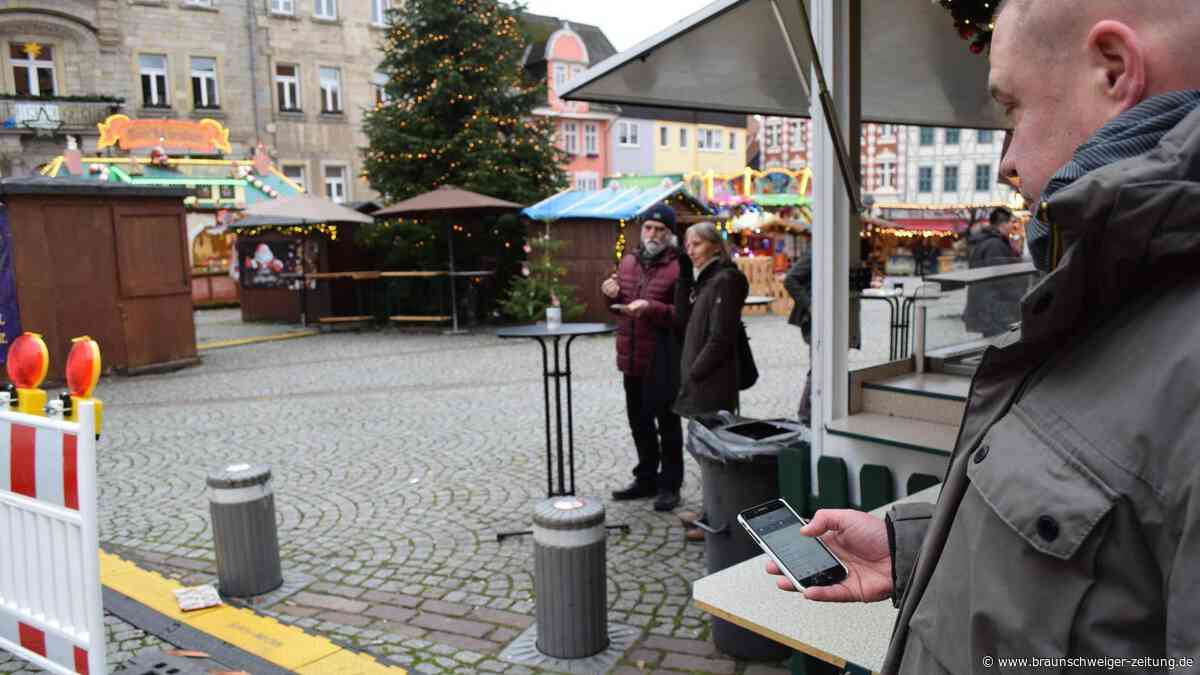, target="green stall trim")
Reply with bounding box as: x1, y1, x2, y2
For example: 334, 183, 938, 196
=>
907, 473, 942, 496
859, 464, 895, 513
816, 456, 850, 511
